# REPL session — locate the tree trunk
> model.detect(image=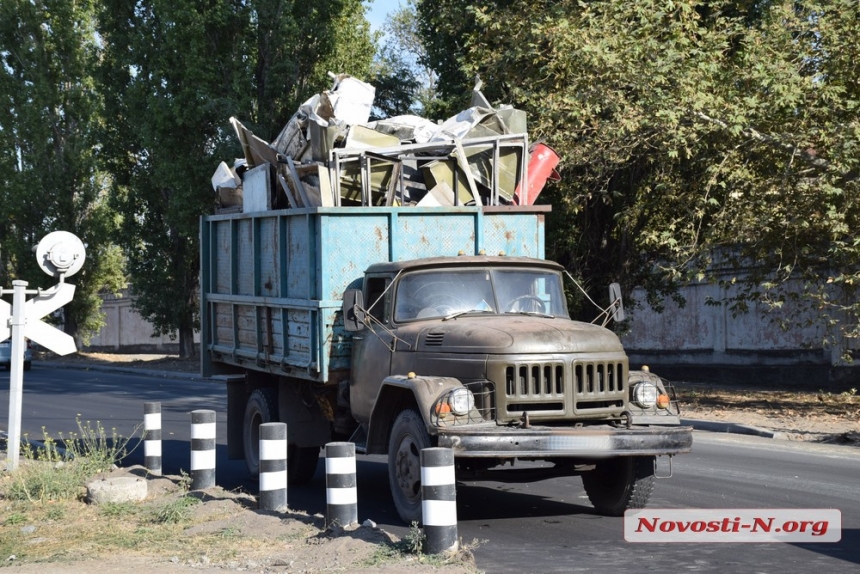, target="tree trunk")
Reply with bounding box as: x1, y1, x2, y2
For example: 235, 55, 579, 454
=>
178, 326, 197, 359
62, 306, 84, 350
